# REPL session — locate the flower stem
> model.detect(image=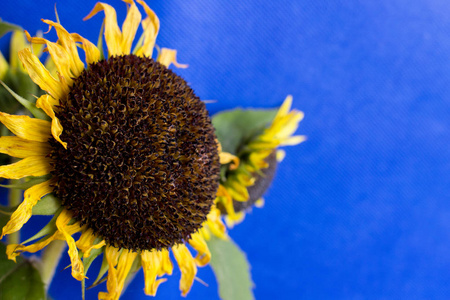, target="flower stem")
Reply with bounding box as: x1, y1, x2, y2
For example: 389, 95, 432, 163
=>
40, 240, 66, 291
